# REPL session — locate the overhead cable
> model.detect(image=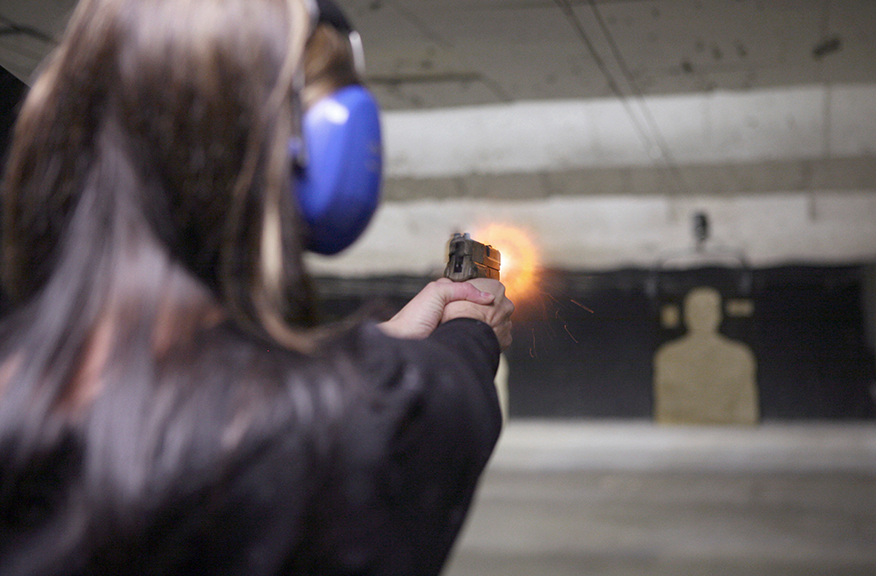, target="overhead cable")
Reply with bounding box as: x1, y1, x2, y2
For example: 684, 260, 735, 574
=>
554, 0, 691, 198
